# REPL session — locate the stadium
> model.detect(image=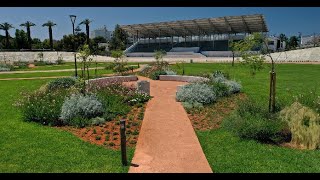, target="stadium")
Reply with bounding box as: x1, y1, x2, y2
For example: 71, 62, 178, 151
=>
120, 14, 278, 58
